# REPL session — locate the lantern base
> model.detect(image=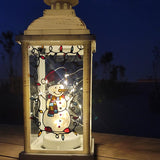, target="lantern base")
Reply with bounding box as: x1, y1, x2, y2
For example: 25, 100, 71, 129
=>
19, 152, 94, 160
19, 138, 94, 160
